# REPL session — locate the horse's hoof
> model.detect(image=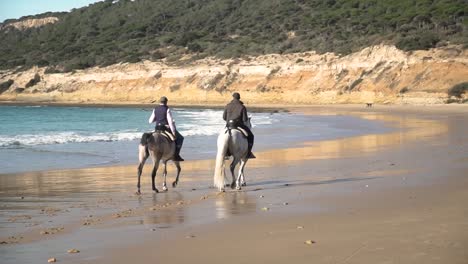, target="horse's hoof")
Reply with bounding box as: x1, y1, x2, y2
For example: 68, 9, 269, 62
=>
135, 191, 141, 195
153, 188, 159, 193
162, 186, 168, 192
230, 183, 236, 189
236, 186, 242, 191
242, 182, 247, 187
172, 181, 178, 188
